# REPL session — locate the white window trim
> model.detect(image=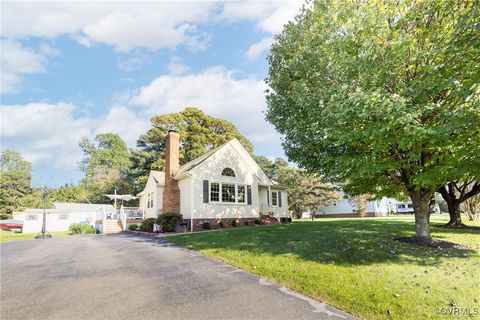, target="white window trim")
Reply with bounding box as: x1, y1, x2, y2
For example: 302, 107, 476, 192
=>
271, 190, 279, 207
210, 182, 220, 203
209, 181, 248, 205
237, 184, 247, 204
